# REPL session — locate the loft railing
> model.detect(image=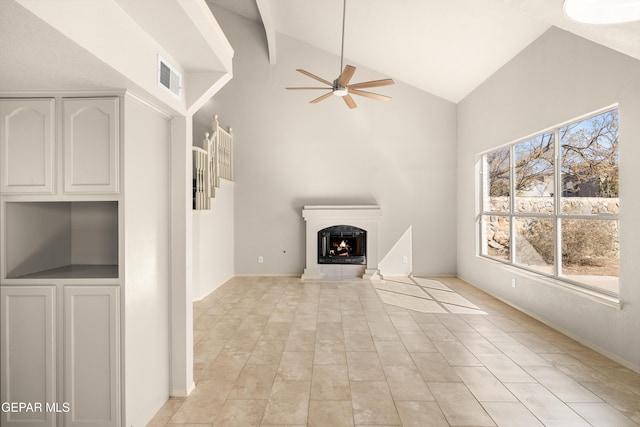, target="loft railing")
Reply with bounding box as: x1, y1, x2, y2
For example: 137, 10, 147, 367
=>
192, 114, 233, 210
192, 147, 210, 210
217, 123, 233, 183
